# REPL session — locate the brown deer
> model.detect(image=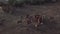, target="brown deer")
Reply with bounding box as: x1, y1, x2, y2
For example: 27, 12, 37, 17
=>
25, 15, 32, 24
1, 4, 14, 14
22, 15, 31, 26
31, 15, 43, 27
2, 4, 10, 13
